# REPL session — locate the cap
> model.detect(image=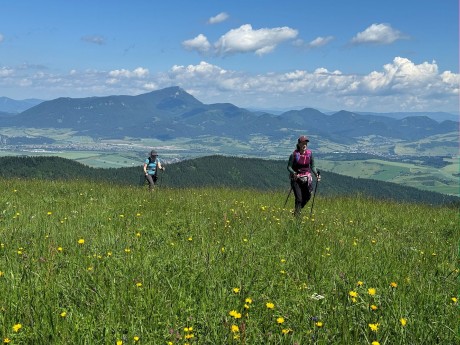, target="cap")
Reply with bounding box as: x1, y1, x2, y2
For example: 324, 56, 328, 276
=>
297, 135, 309, 143
150, 149, 158, 156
